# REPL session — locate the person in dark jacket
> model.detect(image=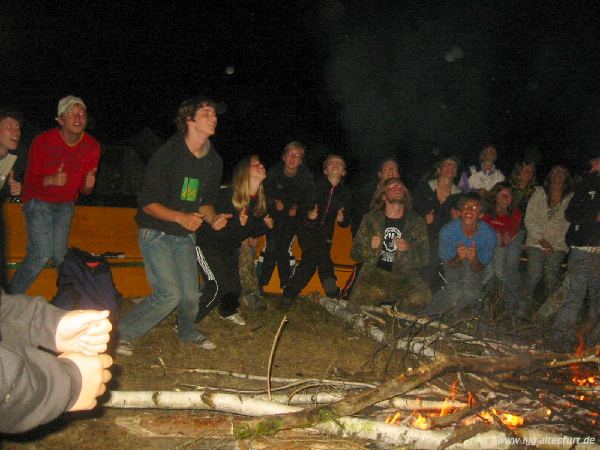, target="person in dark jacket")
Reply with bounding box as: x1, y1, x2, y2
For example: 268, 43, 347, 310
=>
0, 108, 24, 288
117, 95, 227, 356
281, 154, 352, 309
0, 292, 112, 433
412, 156, 462, 292
550, 156, 600, 351
196, 155, 273, 324
259, 142, 315, 294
